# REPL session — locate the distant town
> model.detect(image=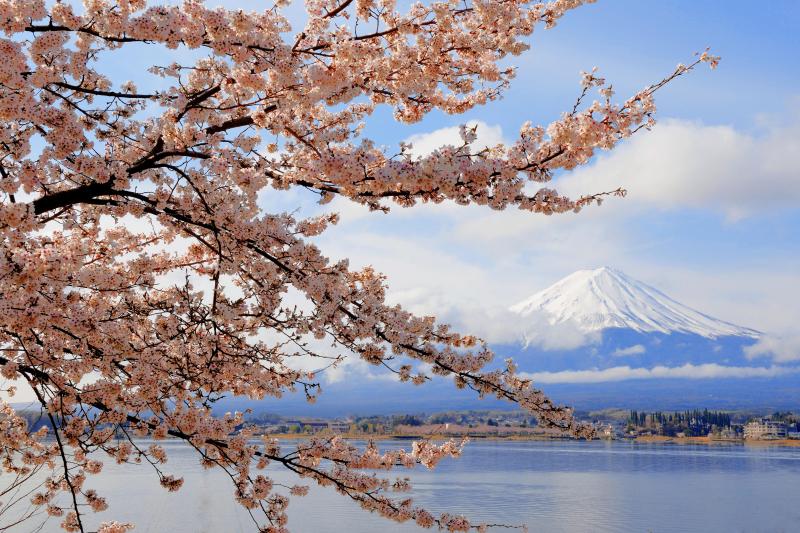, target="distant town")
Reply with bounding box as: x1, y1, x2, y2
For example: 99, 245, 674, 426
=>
13, 407, 800, 444
617, 409, 799, 442
240, 409, 800, 444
